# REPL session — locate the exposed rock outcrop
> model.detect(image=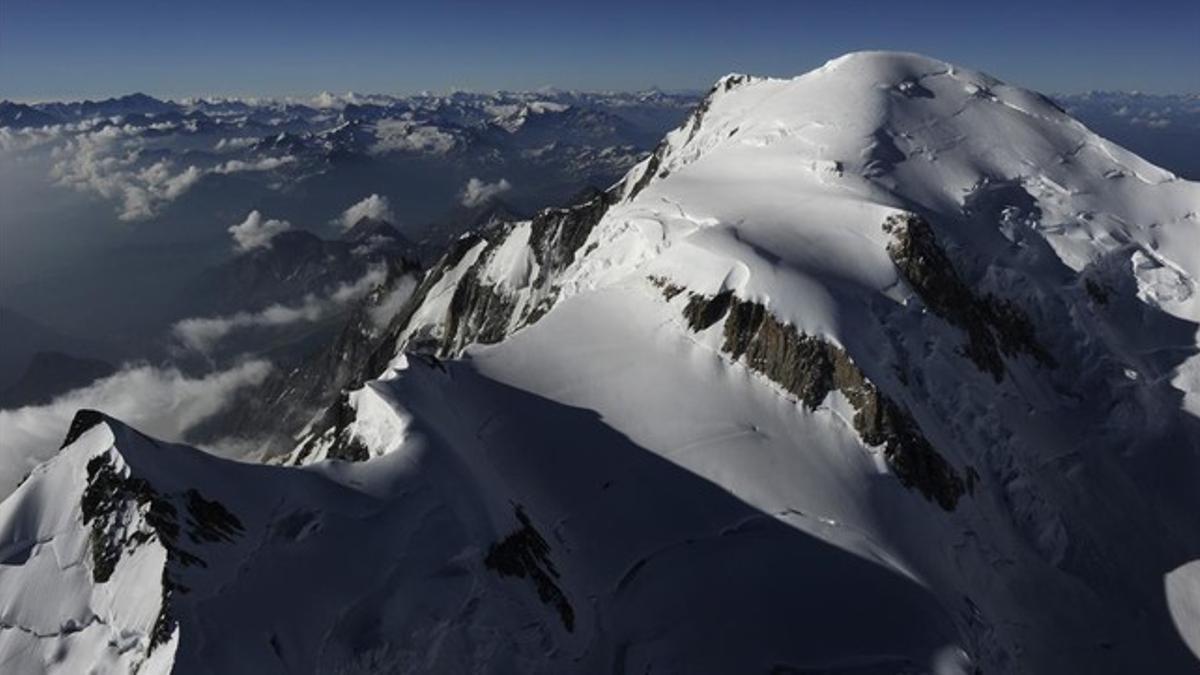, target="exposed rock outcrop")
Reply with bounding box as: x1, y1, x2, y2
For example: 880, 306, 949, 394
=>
528, 188, 615, 282
78, 437, 244, 651
884, 213, 1055, 381
397, 187, 617, 359
681, 290, 966, 511
485, 506, 574, 632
